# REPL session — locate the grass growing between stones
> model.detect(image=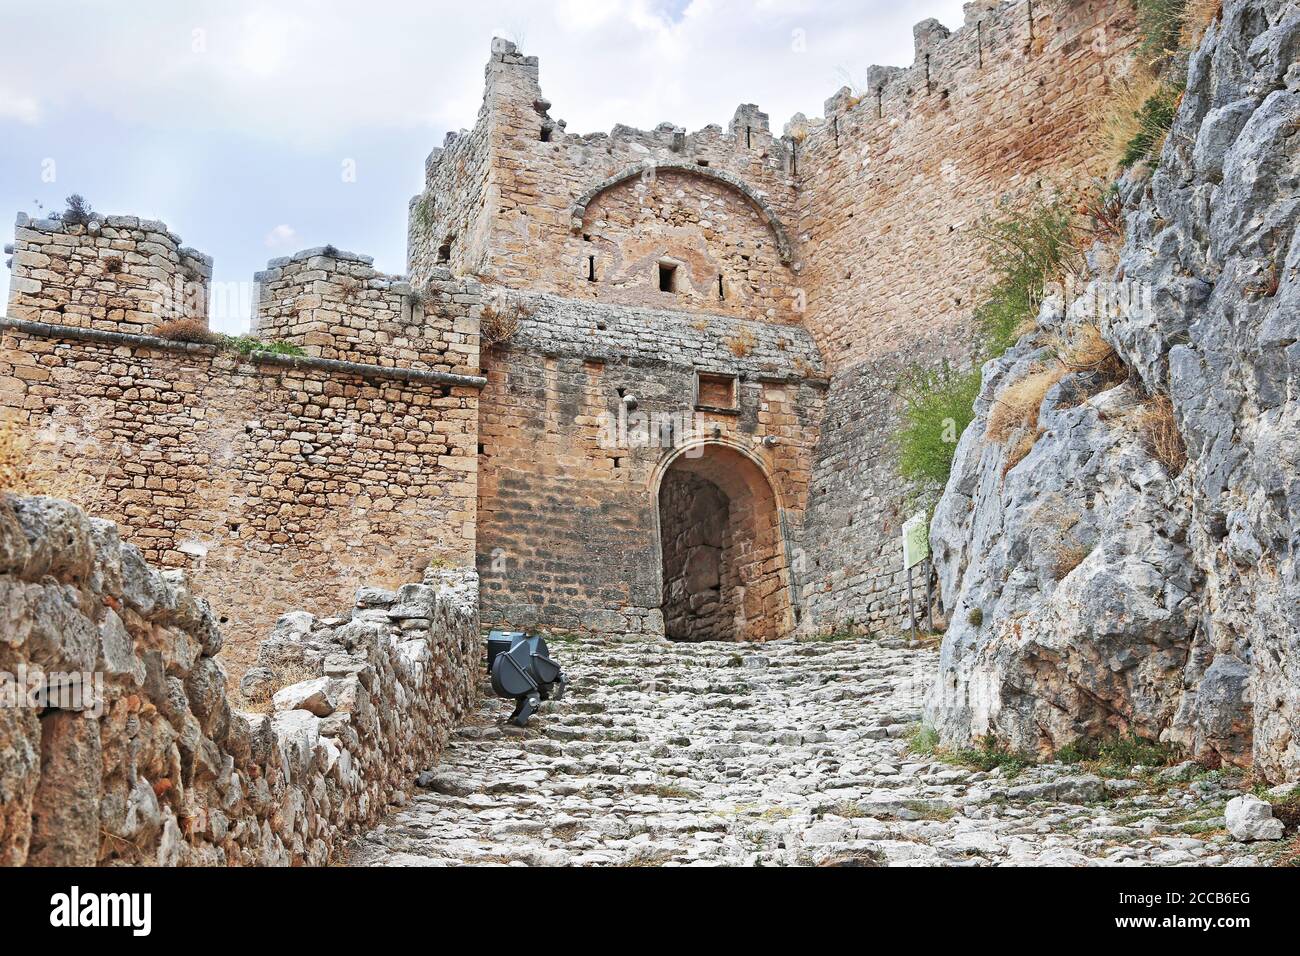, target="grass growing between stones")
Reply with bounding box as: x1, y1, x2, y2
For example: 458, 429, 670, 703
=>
906, 723, 941, 757
797, 630, 867, 643
943, 735, 1034, 777
154, 318, 306, 357
1055, 733, 1186, 778
906, 724, 1033, 777
650, 783, 699, 800
902, 800, 957, 822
